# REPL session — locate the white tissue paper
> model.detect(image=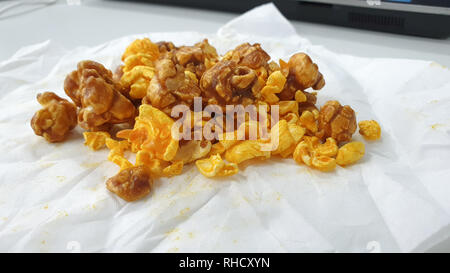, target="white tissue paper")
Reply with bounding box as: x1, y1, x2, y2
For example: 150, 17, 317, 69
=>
0, 3, 449, 253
